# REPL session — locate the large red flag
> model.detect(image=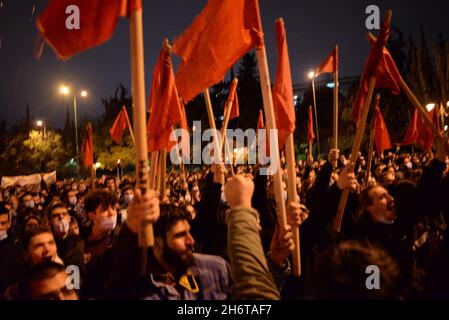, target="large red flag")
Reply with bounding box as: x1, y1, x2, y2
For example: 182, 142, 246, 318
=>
316, 47, 338, 76
109, 106, 131, 143
224, 80, 240, 120
82, 123, 94, 168
308, 106, 315, 144
352, 16, 393, 122
257, 110, 265, 129
373, 104, 392, 154
147, 47, 184, 152
273, 18, 296, 150
172, 0, 264, 103
36, 0, 141, 60
401, 108, 440, 150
